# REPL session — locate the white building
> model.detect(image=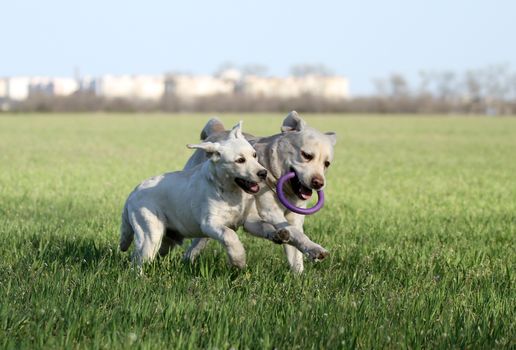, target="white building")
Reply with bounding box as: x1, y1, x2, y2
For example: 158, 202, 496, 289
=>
0, 77, 31, 100
0, 72, 350, 102
96, 75, 165, 100
165, 75, 235, 99
51, 77, 79, 96
0, 77, 79, 100
29, 77, 79, 96
132, 75, 166, 100
0, 78, 7, 98
240, 75, 349, 100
